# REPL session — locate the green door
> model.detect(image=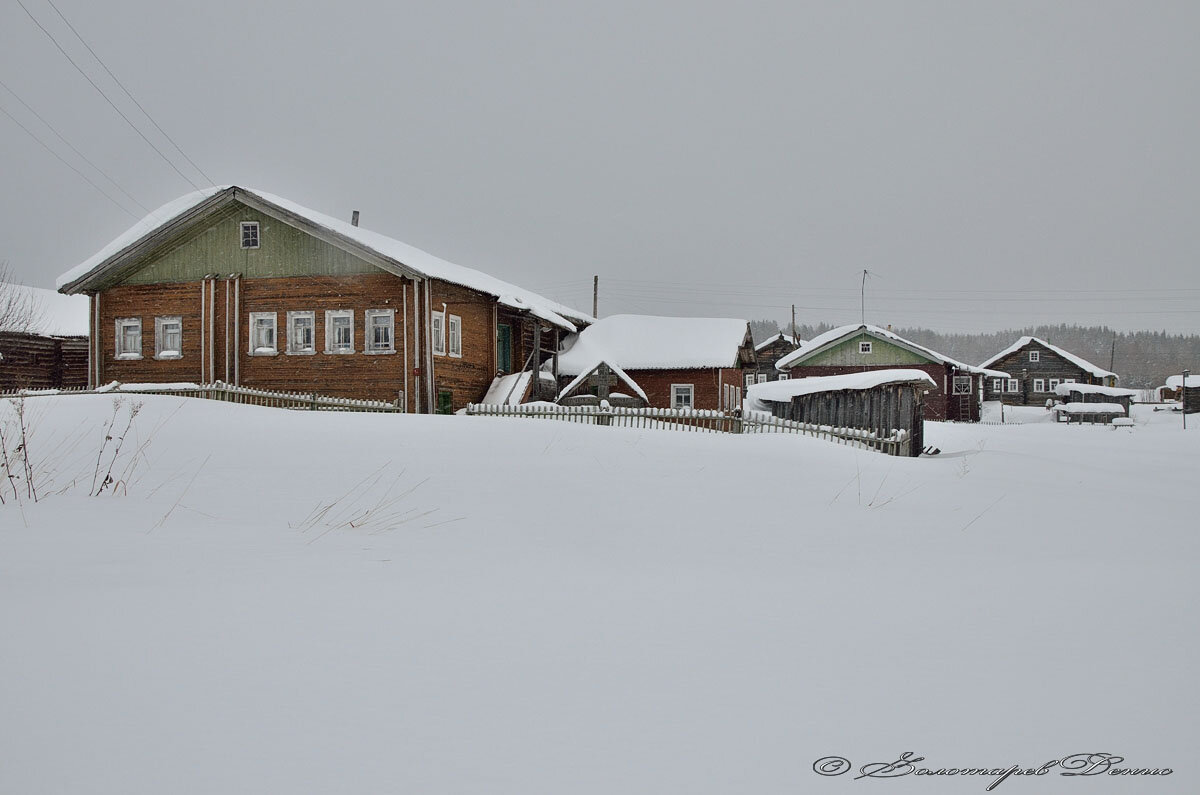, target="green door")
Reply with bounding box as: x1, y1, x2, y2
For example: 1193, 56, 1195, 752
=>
436, 390, 453, 415
496, 324, 513, 373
